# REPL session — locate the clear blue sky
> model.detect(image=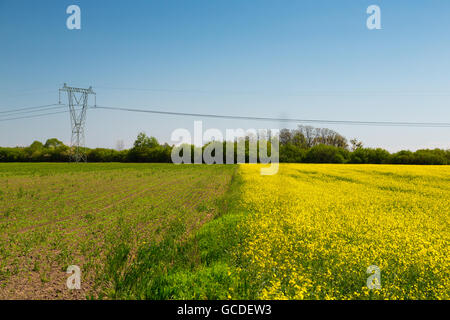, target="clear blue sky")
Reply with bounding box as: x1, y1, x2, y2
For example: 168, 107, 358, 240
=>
0, 0, 449, 151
